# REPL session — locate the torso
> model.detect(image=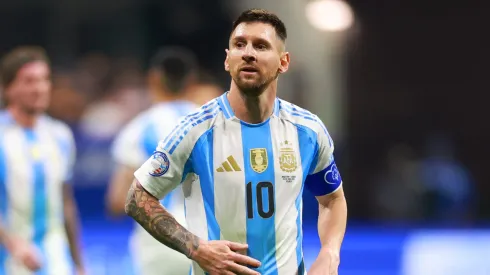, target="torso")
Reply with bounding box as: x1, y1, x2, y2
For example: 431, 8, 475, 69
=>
0, 112, 74, 274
